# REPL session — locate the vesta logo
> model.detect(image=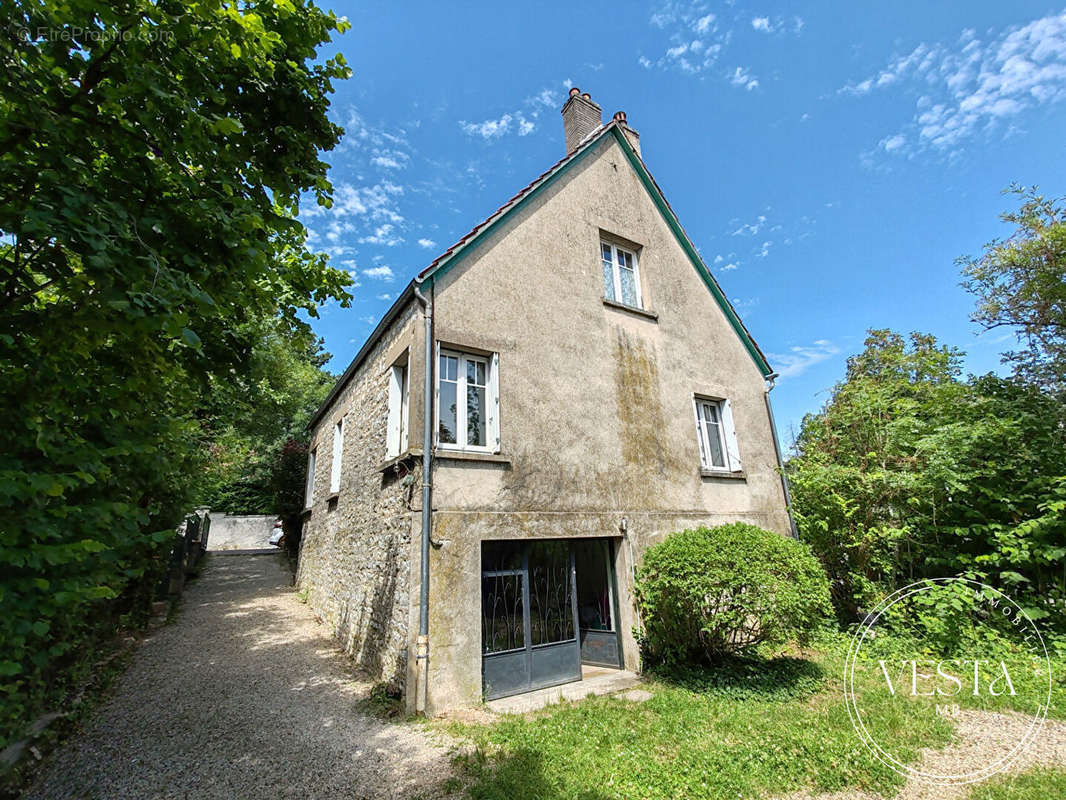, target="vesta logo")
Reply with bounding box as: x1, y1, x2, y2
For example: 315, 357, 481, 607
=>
877, 659, 1017, 697
843, 578, 1052, 786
